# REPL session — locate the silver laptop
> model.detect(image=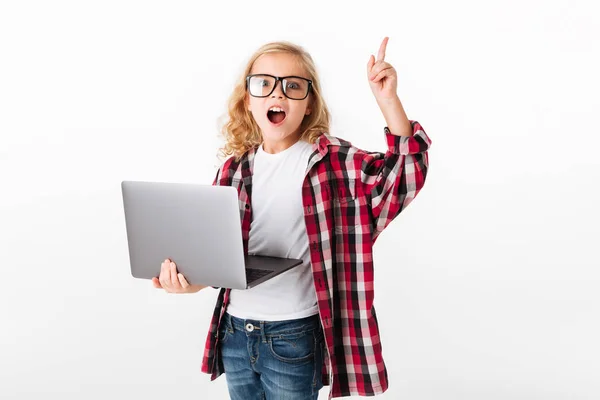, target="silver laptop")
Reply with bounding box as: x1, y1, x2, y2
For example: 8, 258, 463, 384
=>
121, 180, 303, 289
